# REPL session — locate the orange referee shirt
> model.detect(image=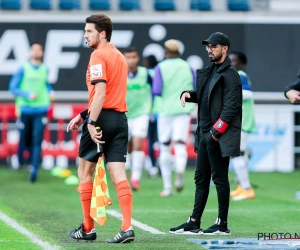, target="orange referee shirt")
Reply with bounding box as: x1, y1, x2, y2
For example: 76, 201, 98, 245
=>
86, 43, 128, 112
